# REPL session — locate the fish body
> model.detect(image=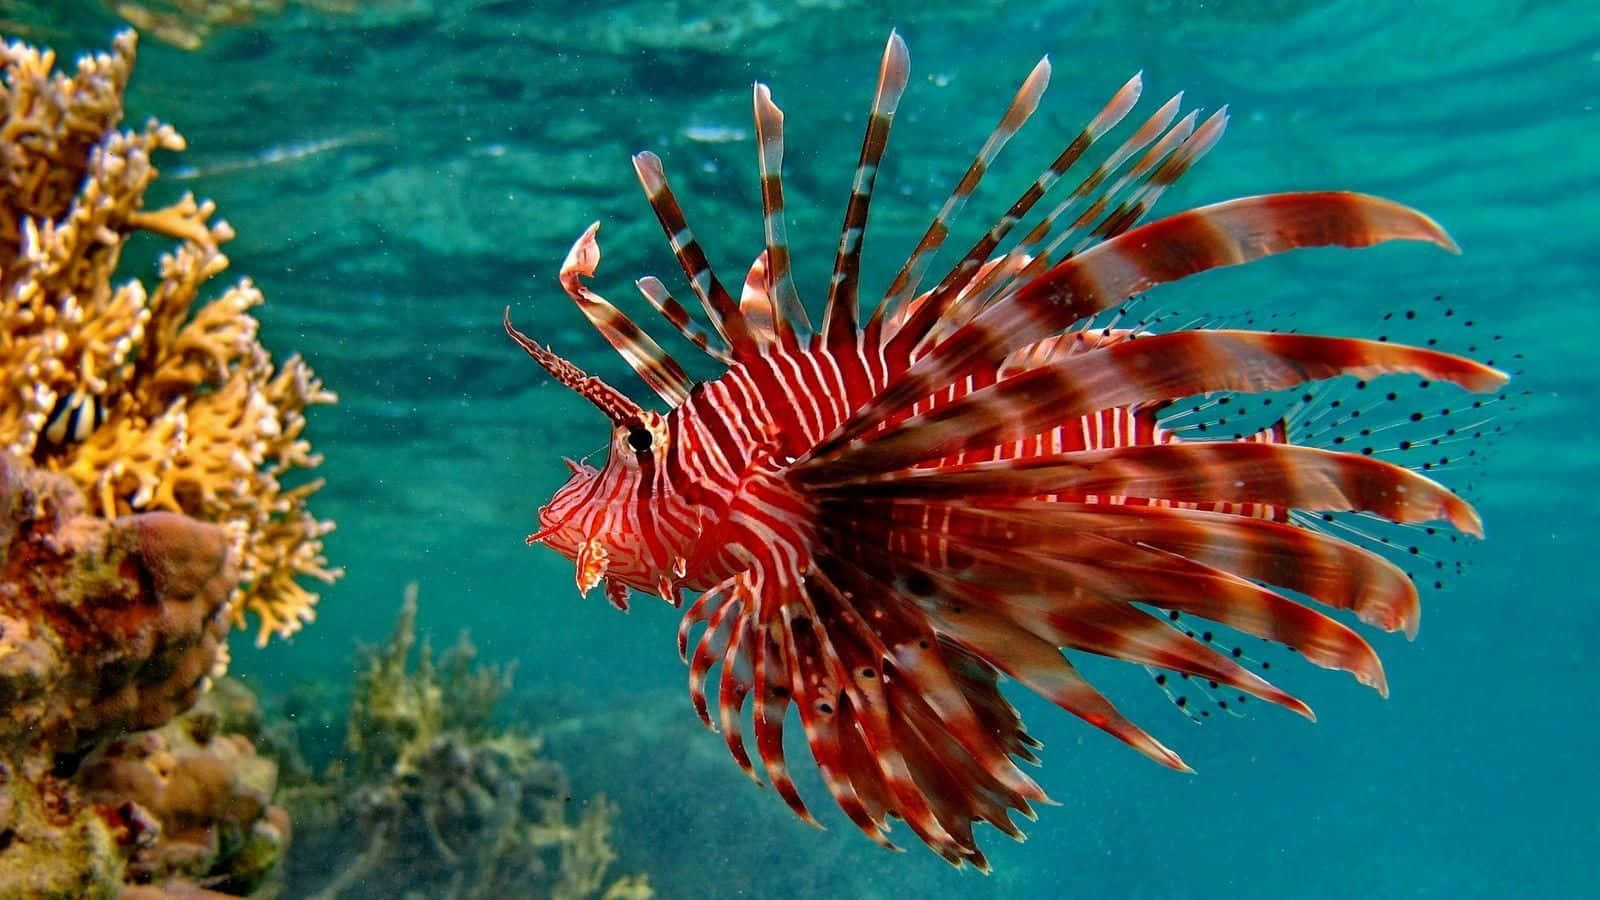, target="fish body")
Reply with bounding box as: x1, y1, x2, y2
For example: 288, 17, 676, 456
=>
504, 33, 1505, 869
